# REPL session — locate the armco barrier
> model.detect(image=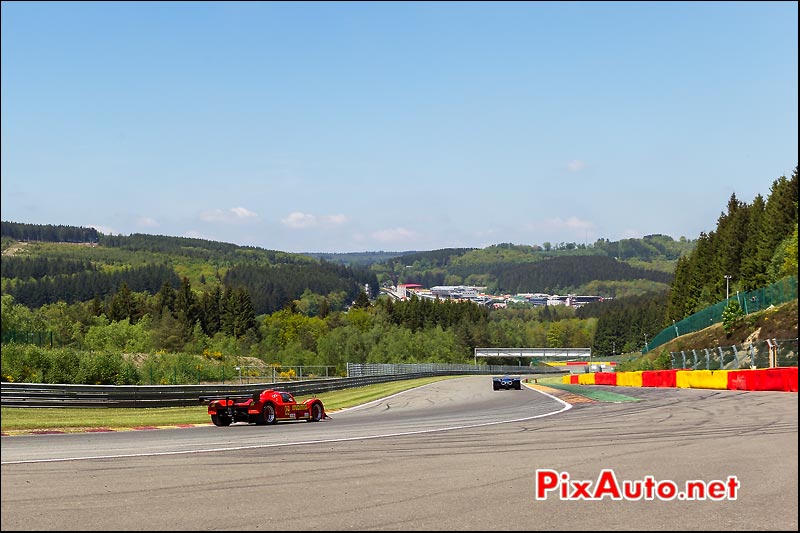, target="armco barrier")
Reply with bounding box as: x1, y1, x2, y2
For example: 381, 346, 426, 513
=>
0, 367, 571, 408
0, 373, 444, 408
